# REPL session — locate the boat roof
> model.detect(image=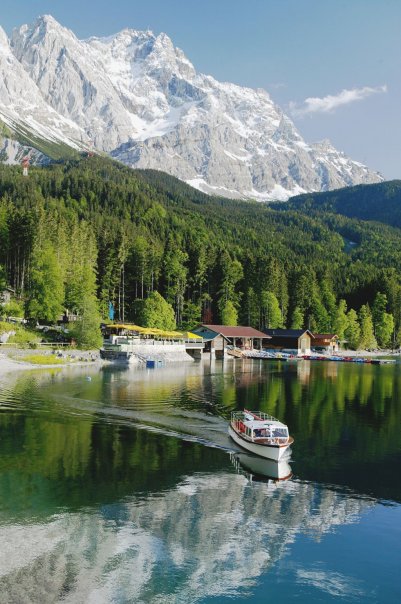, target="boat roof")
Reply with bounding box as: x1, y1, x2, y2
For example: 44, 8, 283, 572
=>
231, 410, 288, 430
244, 419, 287, 429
